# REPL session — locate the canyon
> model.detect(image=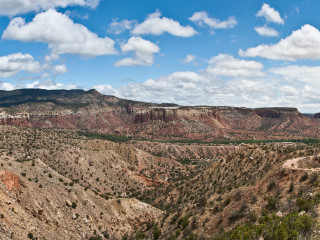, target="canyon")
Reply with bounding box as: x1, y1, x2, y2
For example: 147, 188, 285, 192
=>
0, 89, 320, 239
